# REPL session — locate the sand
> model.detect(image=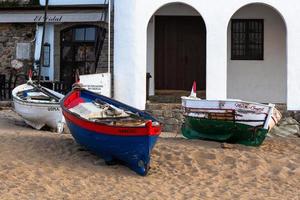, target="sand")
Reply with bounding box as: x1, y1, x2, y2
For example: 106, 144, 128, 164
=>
0, 108, 299, 200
